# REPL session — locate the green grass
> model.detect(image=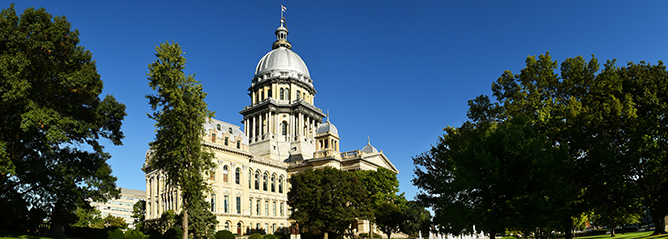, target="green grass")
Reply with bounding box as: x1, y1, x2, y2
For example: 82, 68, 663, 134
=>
0, 229, 83, 239
576, 231, 668, 239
